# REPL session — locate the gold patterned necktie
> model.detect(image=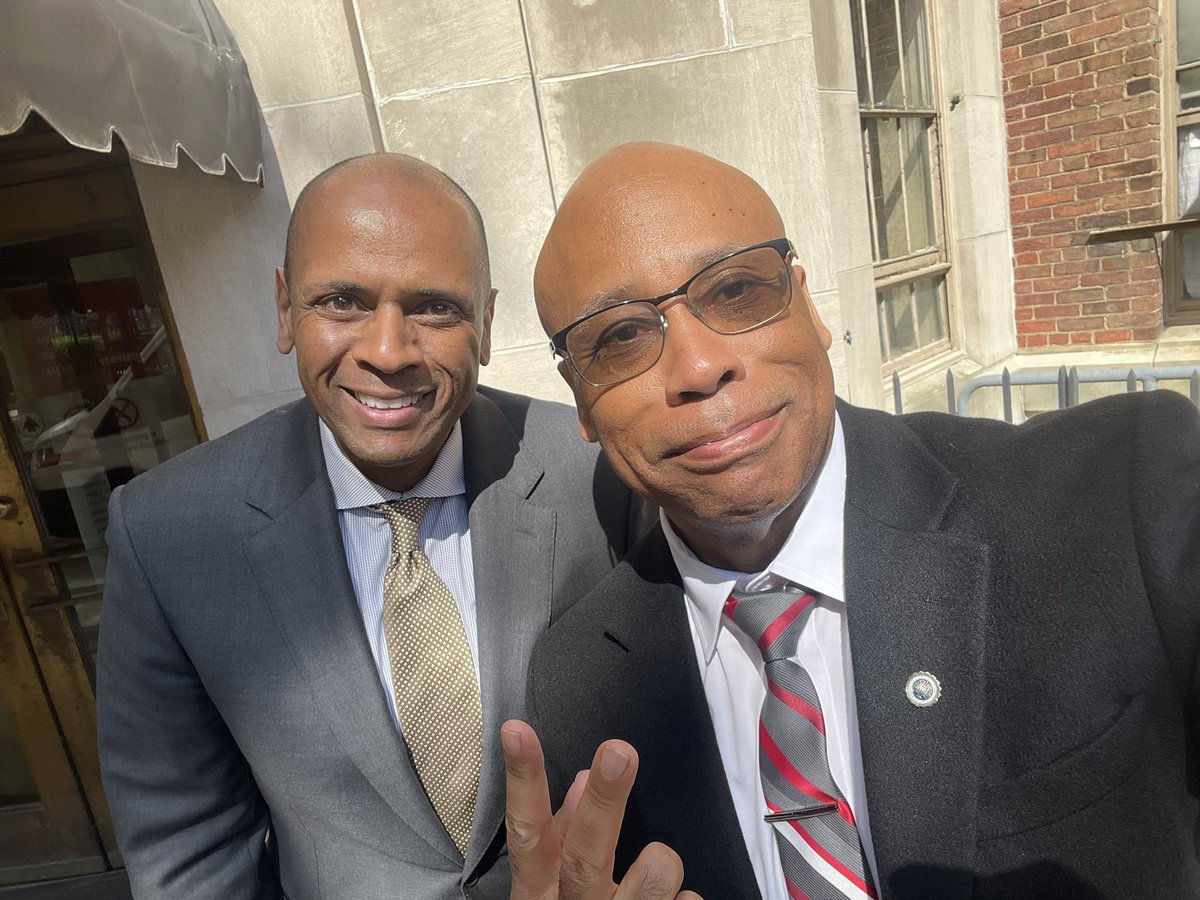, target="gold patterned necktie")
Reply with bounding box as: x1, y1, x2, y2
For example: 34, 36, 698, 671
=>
374, 497, 481, 856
